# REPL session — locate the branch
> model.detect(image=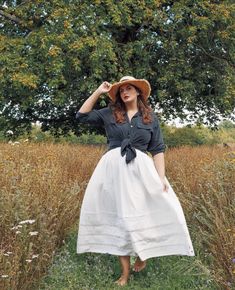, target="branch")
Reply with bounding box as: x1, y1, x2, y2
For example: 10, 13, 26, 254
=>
0, 4, 51, 37
16, 0, 35, 8
0, 5, 32, 33
195, 43, 235, 69
0, 8, 25, 26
